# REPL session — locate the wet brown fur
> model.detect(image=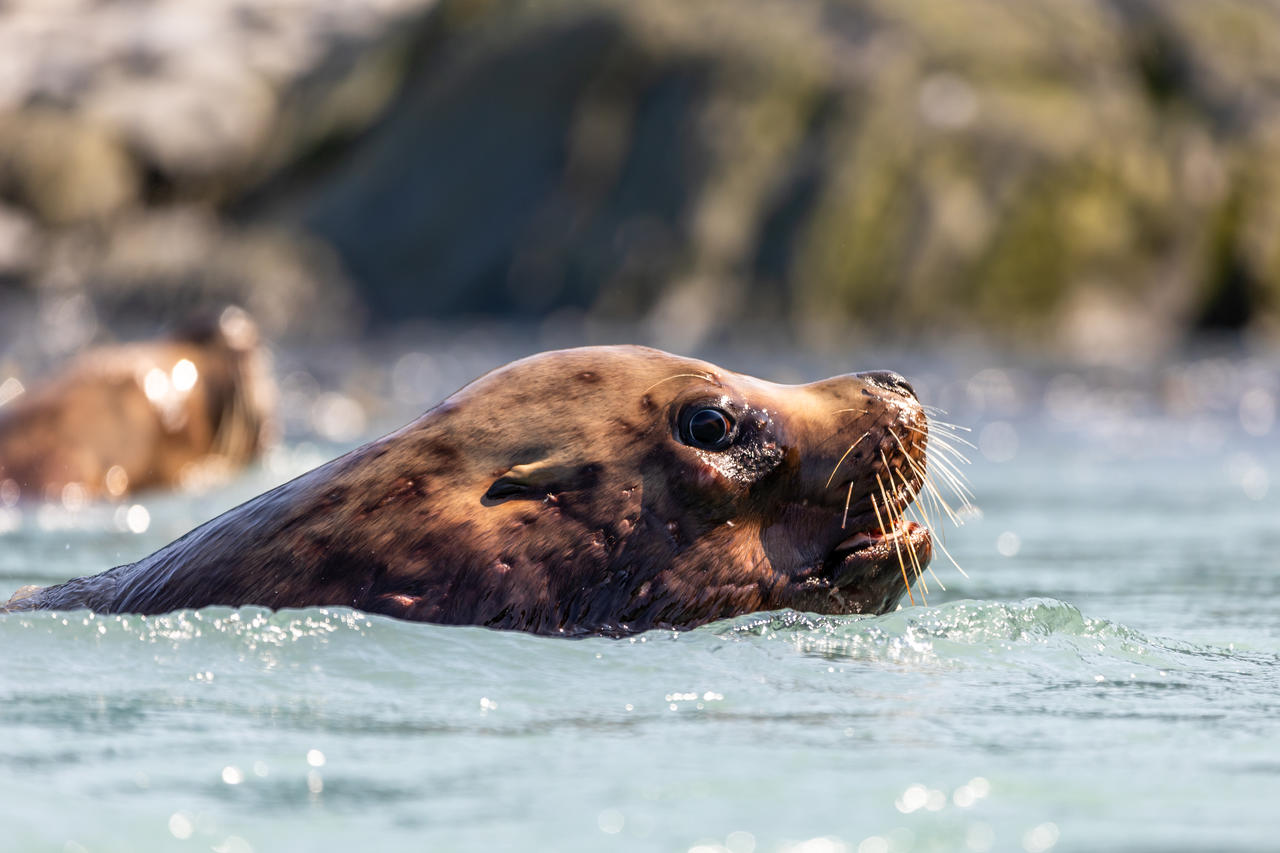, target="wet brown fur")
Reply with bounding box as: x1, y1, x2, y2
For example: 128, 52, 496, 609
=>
4, 346, 930, 635
0, 308, 275, 501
